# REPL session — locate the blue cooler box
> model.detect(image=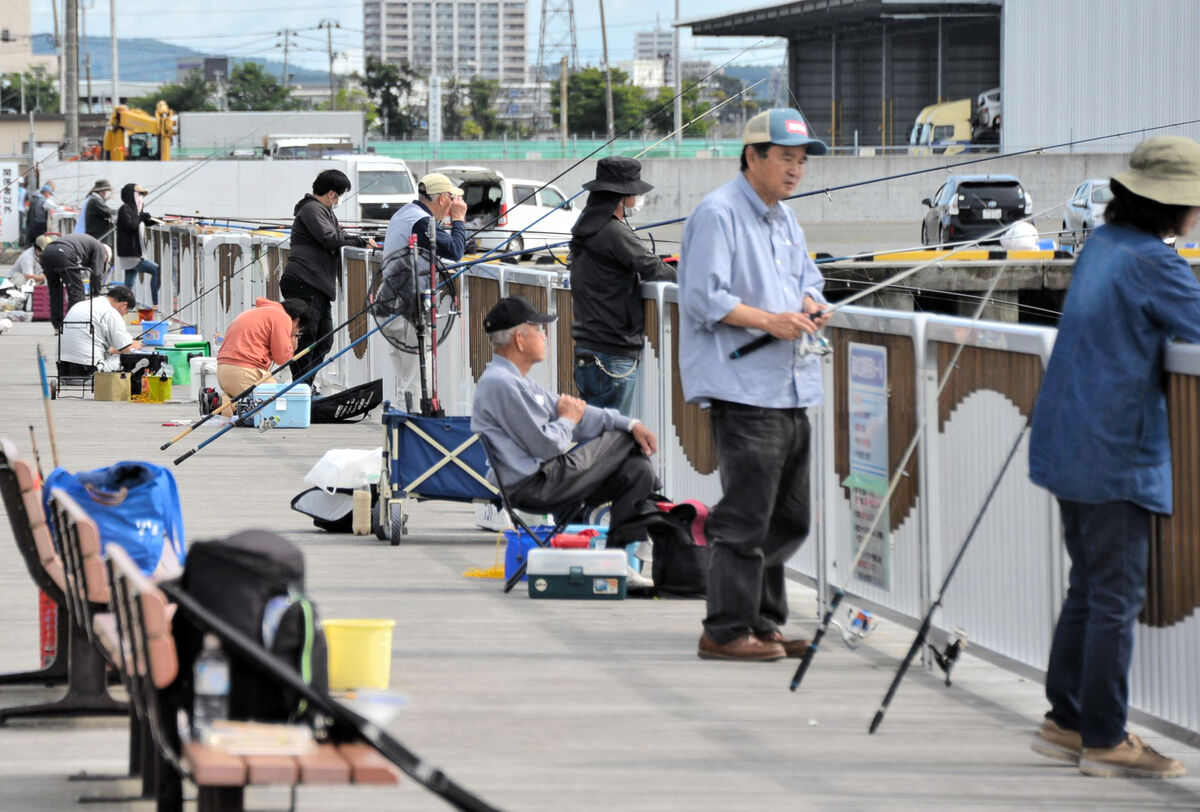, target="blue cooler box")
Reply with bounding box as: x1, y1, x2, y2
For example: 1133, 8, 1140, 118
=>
526, 548, 627, 599
252, 383, 311, 428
